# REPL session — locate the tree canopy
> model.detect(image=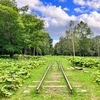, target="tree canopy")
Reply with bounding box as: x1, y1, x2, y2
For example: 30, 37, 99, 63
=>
0, 0, 99, 57
0, 4, 24, 57
0, 1, 53, 57
54, 21, 99, 56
